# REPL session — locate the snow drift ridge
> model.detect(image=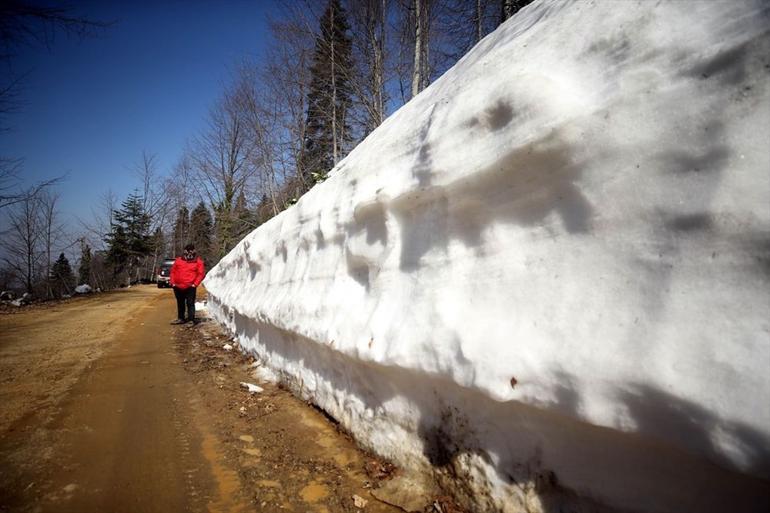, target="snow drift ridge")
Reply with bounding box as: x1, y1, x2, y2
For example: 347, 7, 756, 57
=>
205, 1, 770, 511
